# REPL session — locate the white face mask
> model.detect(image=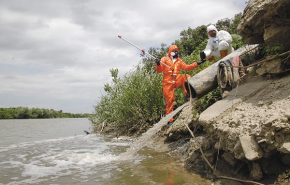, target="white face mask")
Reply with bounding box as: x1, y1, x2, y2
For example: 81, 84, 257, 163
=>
170, 52, 175, 56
